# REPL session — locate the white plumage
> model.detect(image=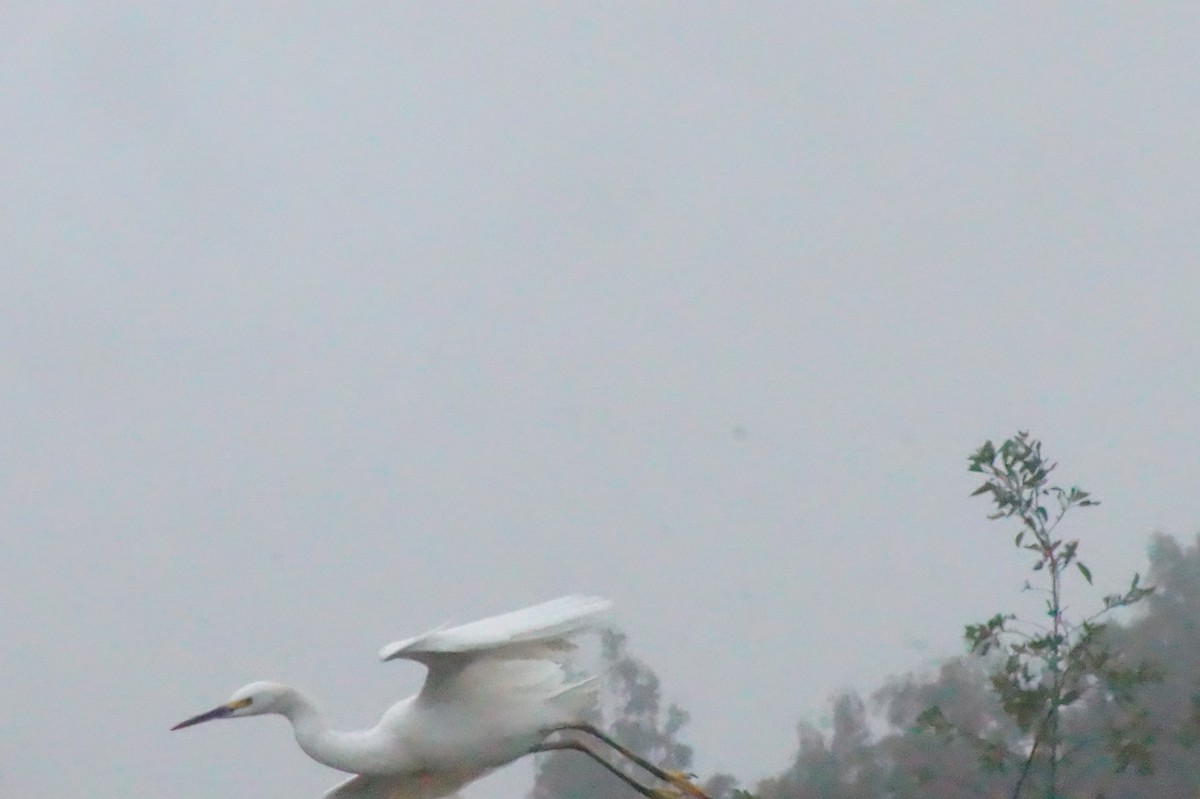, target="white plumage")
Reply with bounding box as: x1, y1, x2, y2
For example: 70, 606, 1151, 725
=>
172, 596, 623, 799
379, 594, 611, 662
